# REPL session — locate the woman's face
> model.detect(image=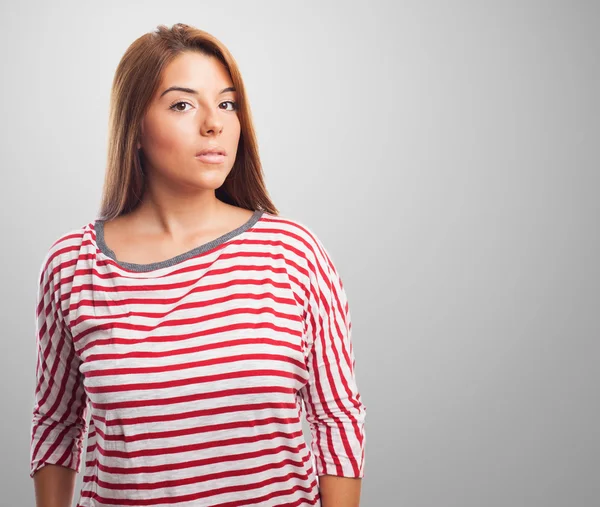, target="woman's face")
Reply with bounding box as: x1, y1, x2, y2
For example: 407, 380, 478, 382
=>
138, 51, 241, 190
